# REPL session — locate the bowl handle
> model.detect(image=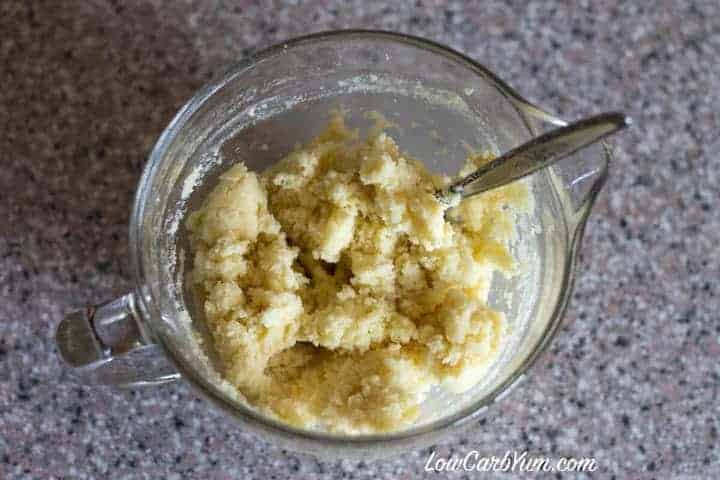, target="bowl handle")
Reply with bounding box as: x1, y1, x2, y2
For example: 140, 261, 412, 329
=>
56, 293, 180, 387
